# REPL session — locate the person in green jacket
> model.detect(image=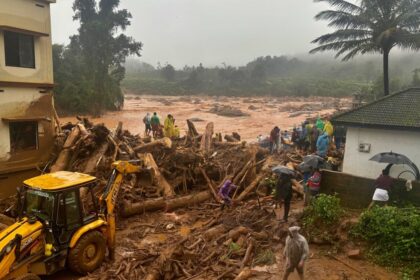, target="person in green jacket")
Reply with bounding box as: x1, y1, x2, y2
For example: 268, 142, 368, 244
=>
315, 117, 324, 132
151, 112, 161, 138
